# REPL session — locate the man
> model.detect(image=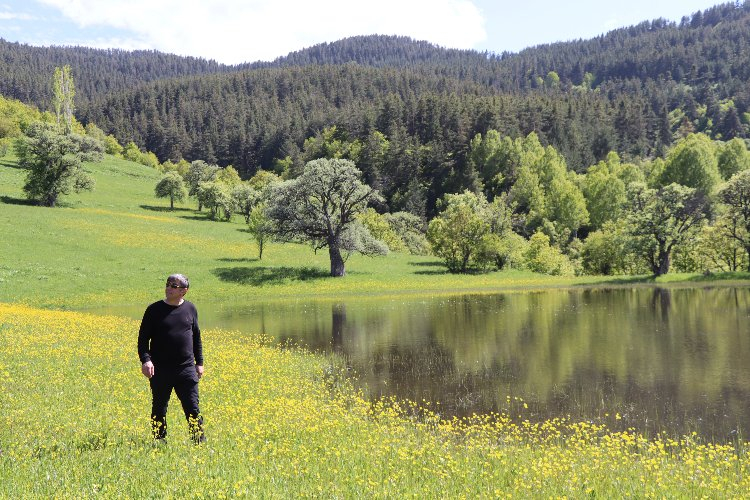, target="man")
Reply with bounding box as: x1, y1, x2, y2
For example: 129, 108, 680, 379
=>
137, 273, 206, 444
